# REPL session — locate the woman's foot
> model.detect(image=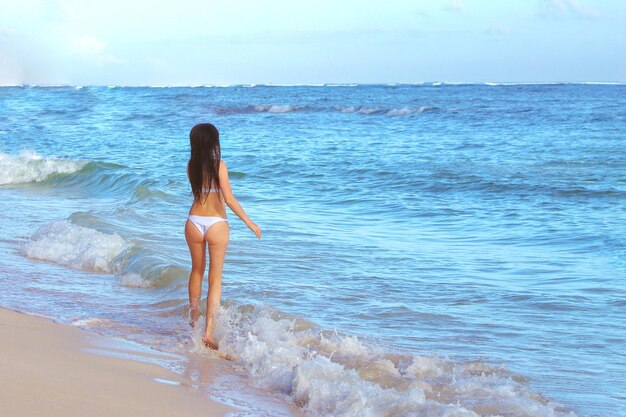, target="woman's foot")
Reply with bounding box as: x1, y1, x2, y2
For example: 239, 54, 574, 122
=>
202, 334, 219, 350
203, 313, 218, 349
